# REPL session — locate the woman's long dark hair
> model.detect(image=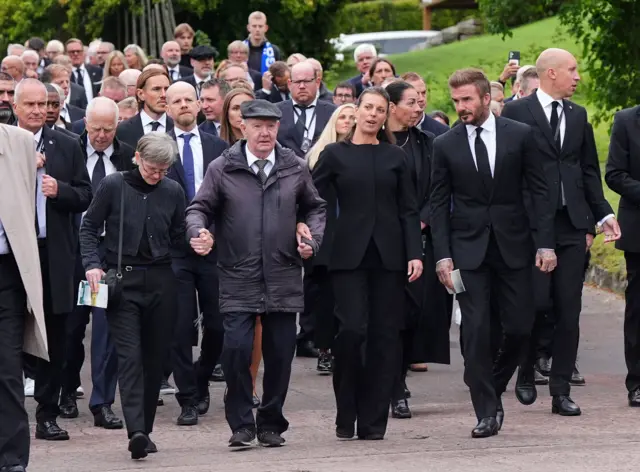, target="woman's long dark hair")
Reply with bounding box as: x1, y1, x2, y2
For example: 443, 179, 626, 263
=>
368, 58, 397, 86
346, 86, 395, 144
220, 88, 256, 145
385, 80, 416, 135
